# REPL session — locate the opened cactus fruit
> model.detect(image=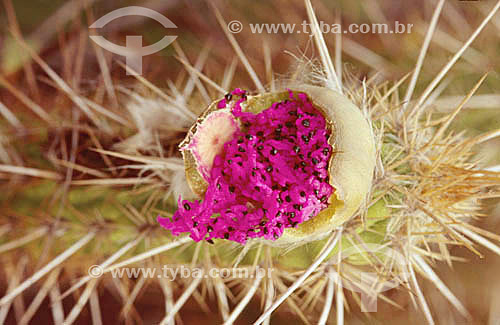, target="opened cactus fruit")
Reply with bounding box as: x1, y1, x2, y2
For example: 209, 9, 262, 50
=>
158, 85, 376, 244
